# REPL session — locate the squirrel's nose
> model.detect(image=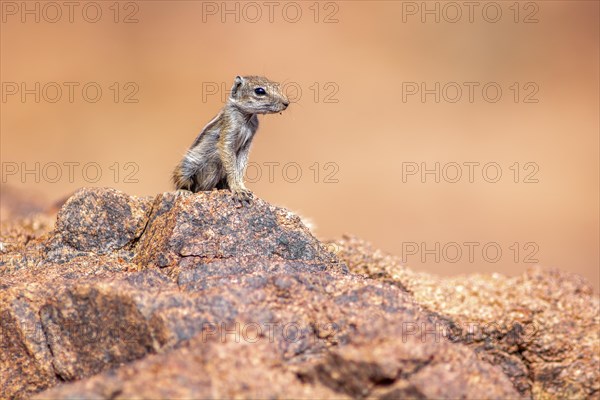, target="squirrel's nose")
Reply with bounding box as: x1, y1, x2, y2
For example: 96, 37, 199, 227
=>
282, 100, 290, 108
